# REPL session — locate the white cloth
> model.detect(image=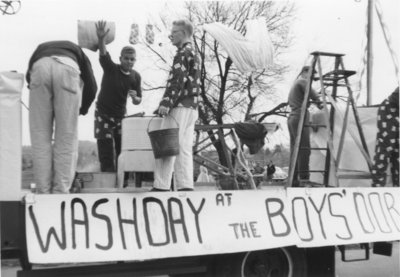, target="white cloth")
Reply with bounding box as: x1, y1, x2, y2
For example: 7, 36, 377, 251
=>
29, 57, 82, 193
196, 166, 210, 182
202, 18, 274, 74
0, 71, 24, 200
153, 107, 198, 190
309, 106, 379, 186
77, 20, 116, 52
